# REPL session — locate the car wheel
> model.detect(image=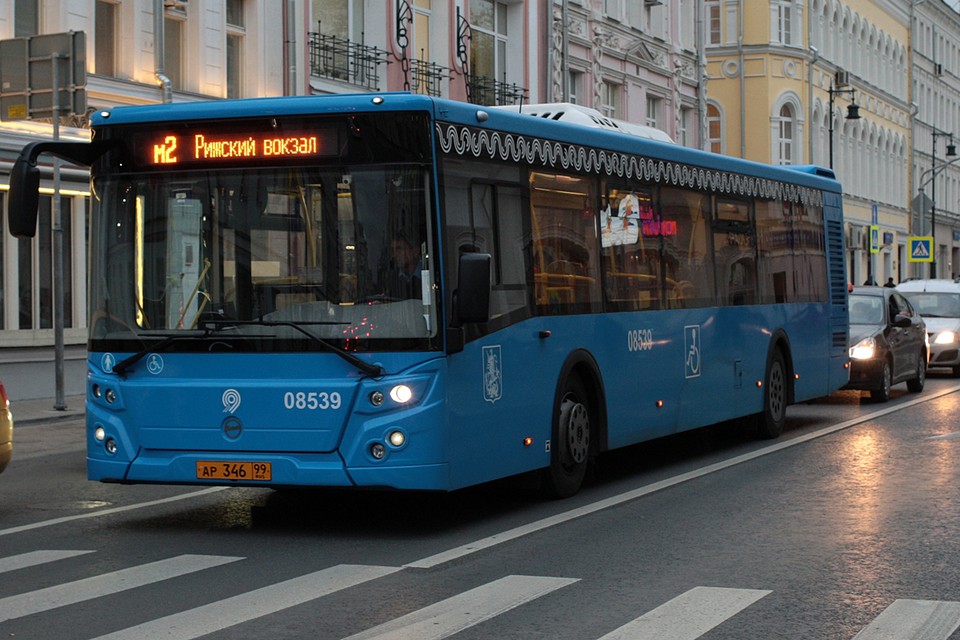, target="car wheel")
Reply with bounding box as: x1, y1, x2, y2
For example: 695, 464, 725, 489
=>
542, 375, 592, 499
870, 360, 892, 402
952, 365, 960, 379
753, 349, 787, 439
906, 349, 926, 393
